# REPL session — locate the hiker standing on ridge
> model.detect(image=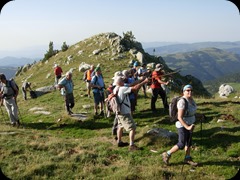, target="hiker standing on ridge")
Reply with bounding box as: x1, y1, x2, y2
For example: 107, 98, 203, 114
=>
86, 65, 94, 98
0, 73, 20, 126
90, 66, 105, 116
114, 76, 148, 151
162, 84, 198, 166
21, 81, 32, 100
150, 63, 169, 113
54, 64, 63, 85
57, 71, 75, 115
